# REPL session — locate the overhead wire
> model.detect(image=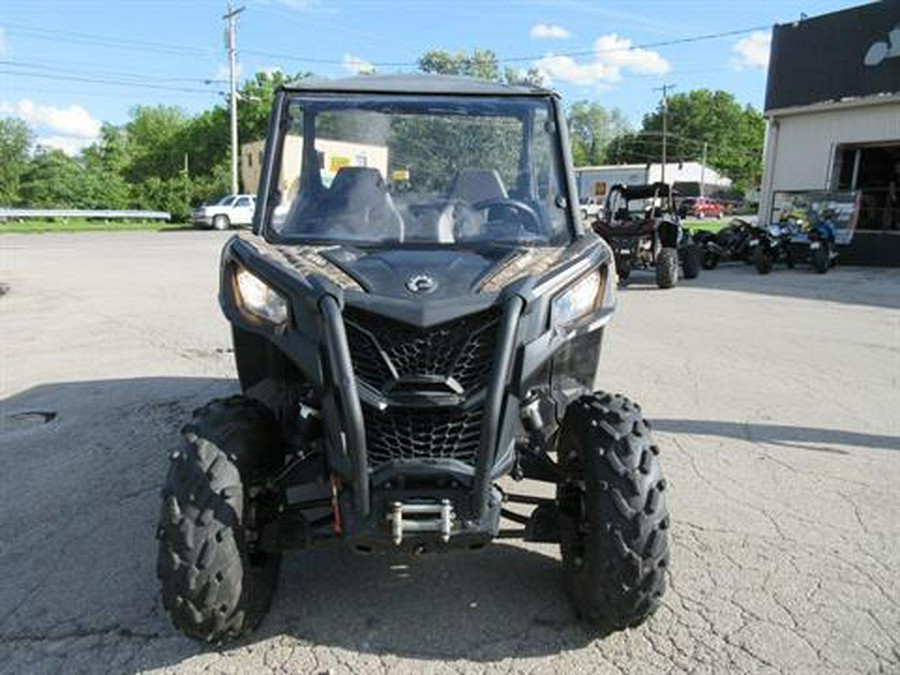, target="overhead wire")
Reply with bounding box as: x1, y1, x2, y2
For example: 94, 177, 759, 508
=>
3, 20, 772, 69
